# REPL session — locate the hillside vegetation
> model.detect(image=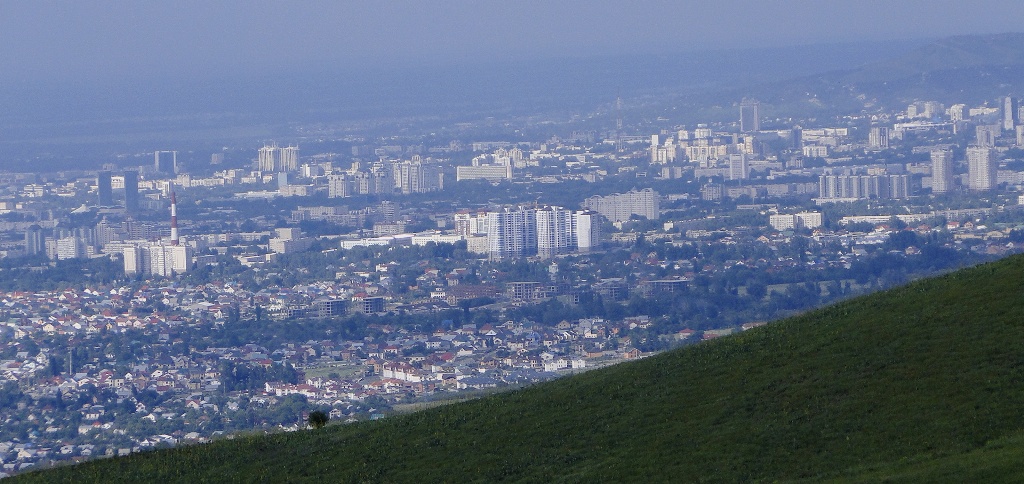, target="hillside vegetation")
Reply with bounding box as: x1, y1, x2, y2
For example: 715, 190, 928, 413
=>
17, 254, 1024, 482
